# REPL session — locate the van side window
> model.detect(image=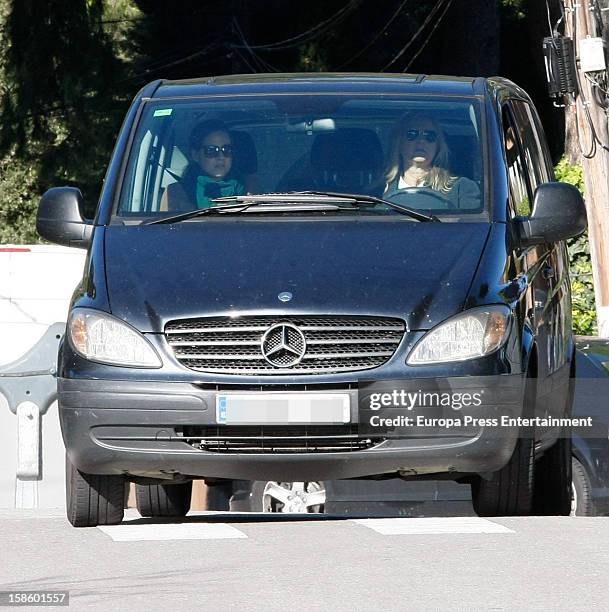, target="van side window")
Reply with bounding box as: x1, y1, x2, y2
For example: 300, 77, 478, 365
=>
123, 128, 168, 213
502, 106, 531, 217
524, 102, 555, 180
510, 100, 552, 189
